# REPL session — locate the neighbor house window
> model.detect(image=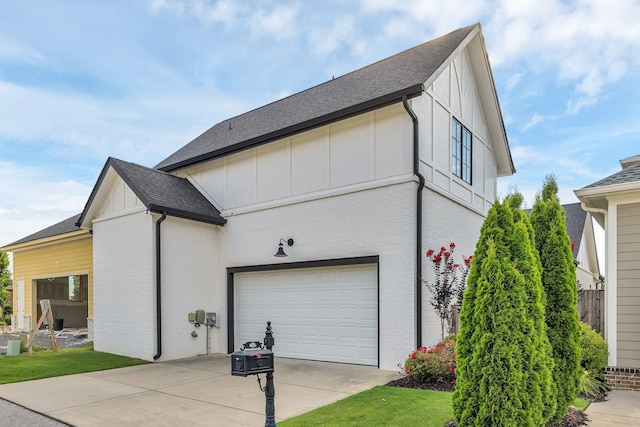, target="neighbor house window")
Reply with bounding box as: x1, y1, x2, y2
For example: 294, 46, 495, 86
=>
68, 276, 84, 302
452, 118, 472, 184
